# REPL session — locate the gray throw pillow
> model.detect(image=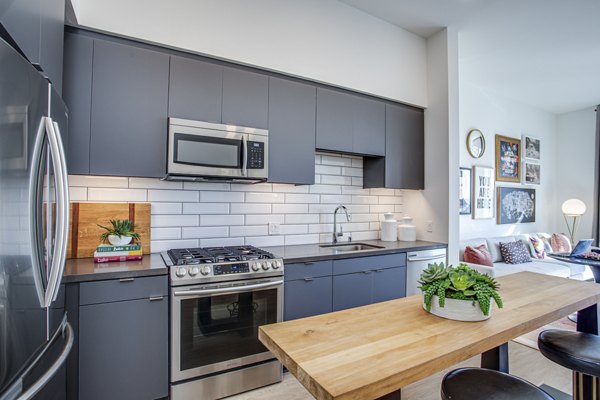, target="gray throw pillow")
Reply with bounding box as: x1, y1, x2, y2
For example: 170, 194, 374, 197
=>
499, 240, 532, 264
